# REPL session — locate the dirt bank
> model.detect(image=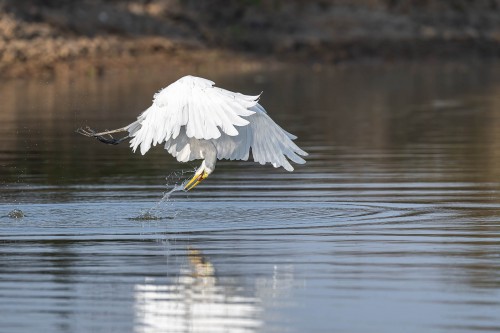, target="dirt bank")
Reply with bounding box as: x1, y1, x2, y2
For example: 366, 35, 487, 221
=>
3, 0, 500, 79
